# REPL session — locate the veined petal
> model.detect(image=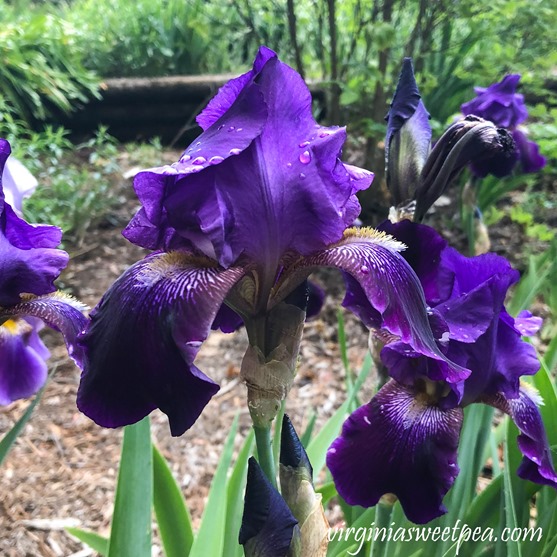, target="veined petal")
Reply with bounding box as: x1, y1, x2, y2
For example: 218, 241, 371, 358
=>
0, 318, 49, 405
282, 228, 468, 382
0, 292, 87, 368
77, 252, 244, 436
2, 156, 38, 216
484, 385, 557, 488
239, 457, 299, 557
327, 380, 462, 524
